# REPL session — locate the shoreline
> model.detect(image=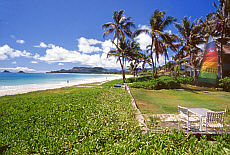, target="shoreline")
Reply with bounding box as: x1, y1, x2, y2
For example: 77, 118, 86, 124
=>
0, 74, 132, 97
